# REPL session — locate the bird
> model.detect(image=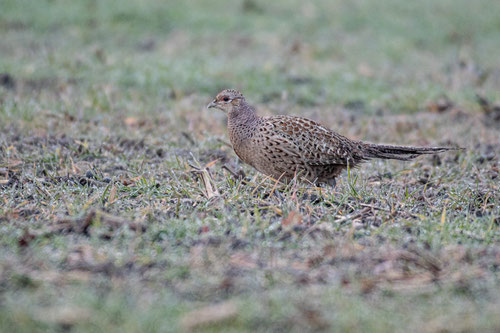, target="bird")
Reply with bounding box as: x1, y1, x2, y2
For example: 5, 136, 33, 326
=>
207, 89, 457, 186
